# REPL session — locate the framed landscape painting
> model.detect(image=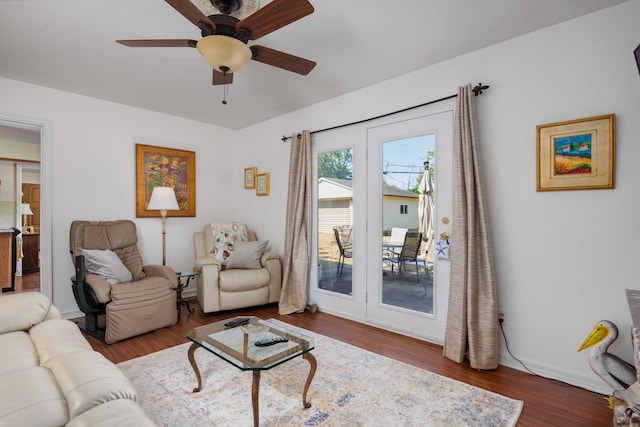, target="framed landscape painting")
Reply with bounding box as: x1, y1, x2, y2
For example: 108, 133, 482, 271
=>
536, 114, 615, 191
136, 144, 196, 217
